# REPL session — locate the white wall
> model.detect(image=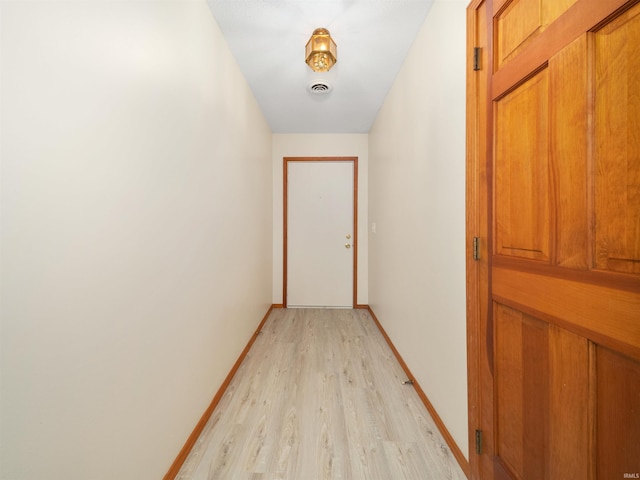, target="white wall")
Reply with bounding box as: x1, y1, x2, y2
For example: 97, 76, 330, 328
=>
0, 2, 272, 479
272, 134, 368, 306
368, 1, 469, 459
